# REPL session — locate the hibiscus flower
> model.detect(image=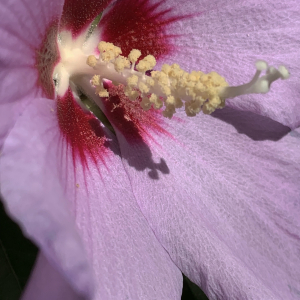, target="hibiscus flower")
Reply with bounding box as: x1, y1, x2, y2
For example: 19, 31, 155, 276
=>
0, 0, 300, 300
